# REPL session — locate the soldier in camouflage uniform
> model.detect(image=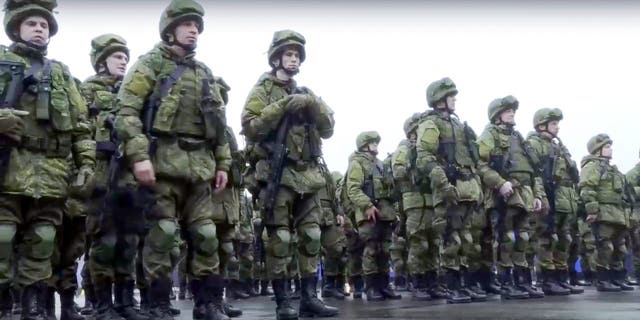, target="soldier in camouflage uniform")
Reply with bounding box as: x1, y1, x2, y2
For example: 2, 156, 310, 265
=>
0, 1, 96, 318
526, 108, 583, 295
579, 134, 634, 292
115, 1, 232, 319
80, 34, 154, 320
336, 170, 364, 298
319, 169, 347, 300
346, 131, 401, 302
389, 195, 409, 292
415, 78, 486, 303
392, 113, 443, 301
236, 193, 258, 297
241, 29, 338, 320
625, 149, 640, 284
477, 96, 547, 299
